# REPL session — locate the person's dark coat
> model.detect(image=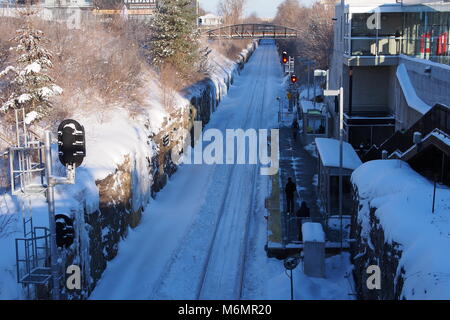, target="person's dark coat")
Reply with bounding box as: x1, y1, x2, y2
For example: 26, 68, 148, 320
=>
285, 179, 296, 198
296, 201, 310, 218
